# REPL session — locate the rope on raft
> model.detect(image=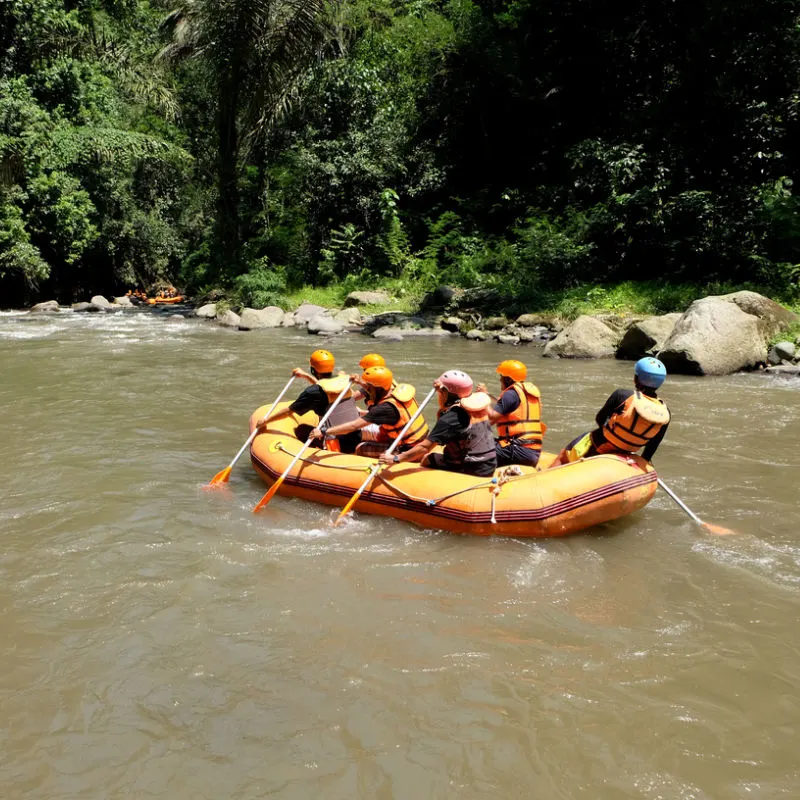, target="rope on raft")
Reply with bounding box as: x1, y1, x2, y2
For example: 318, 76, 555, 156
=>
275, 443, 538, 515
